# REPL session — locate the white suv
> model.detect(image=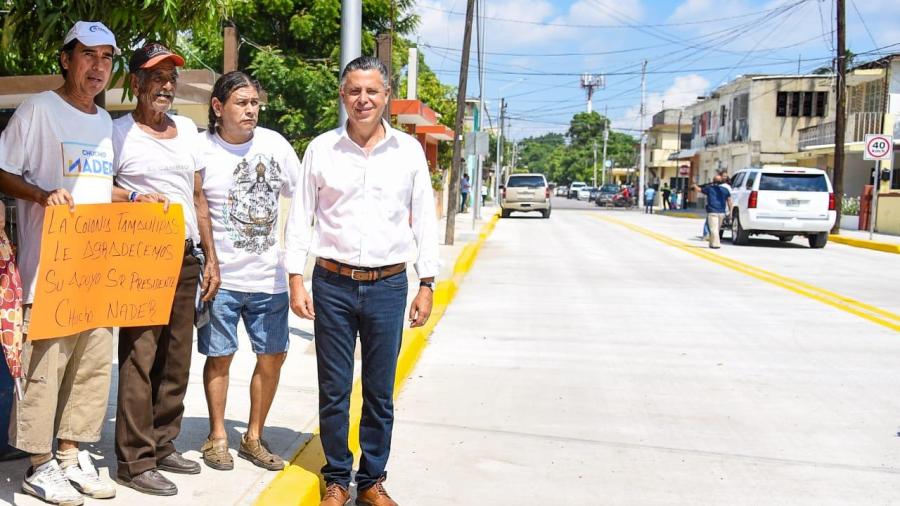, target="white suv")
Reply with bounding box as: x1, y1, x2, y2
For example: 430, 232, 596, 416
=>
567, 182, 586, 199
728, 165, 836, 248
